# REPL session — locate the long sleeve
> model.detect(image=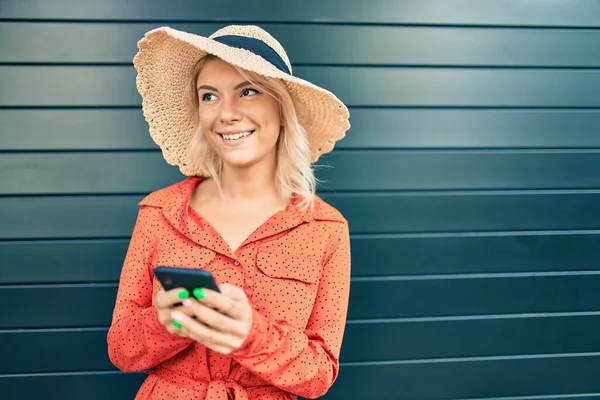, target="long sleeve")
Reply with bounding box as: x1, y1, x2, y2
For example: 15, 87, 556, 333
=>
107, 205, 193, 372
232, 222, 351, 399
